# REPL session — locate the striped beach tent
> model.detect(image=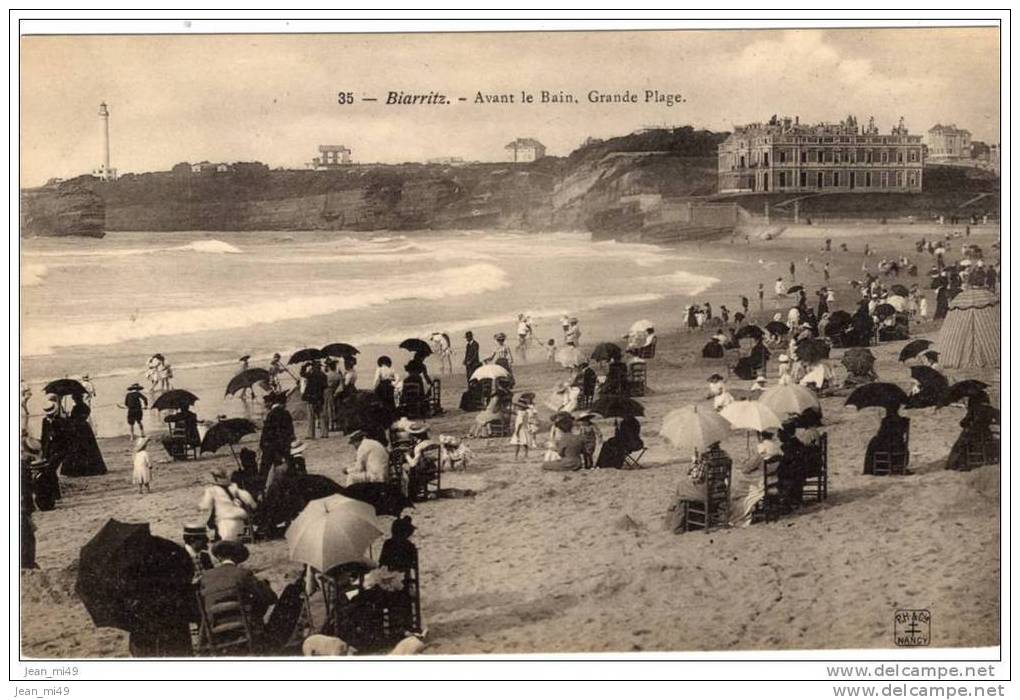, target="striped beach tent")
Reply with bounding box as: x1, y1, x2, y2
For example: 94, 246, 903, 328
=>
937, 287, 1000, 369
